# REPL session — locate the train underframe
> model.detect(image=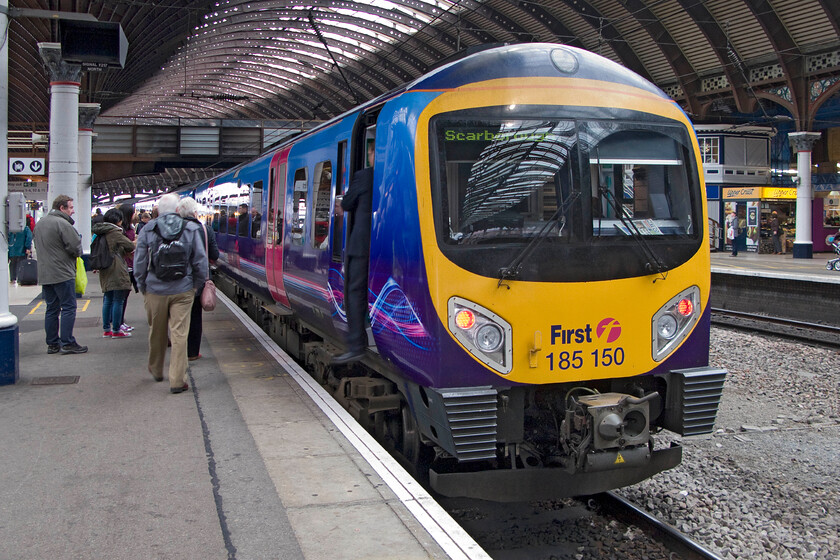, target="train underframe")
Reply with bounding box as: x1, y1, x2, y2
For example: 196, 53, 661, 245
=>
220, 274, 726, 502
